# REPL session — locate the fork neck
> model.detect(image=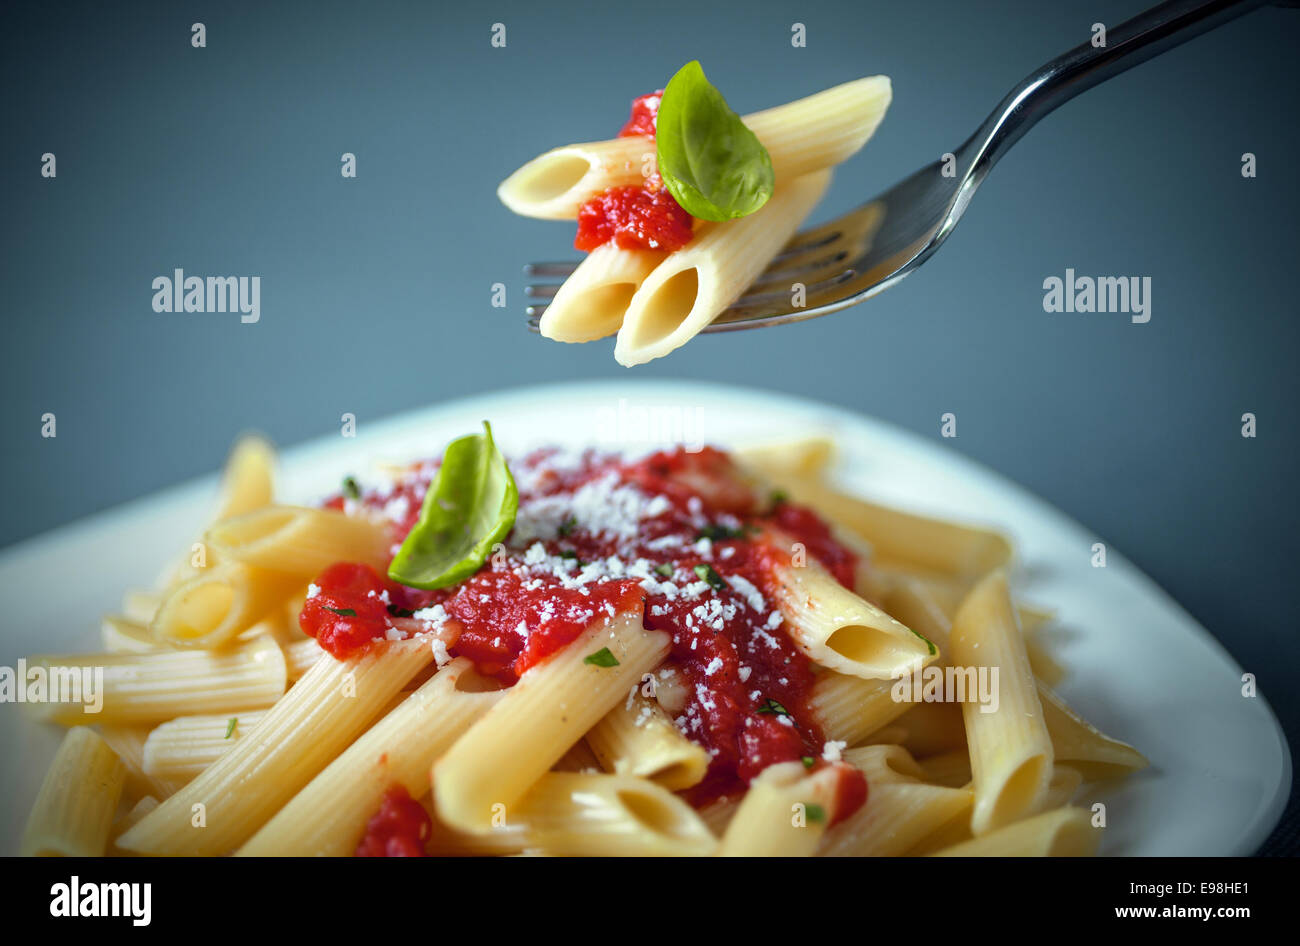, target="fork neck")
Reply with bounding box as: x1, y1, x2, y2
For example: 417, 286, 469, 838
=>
961, 0, 1268, 174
